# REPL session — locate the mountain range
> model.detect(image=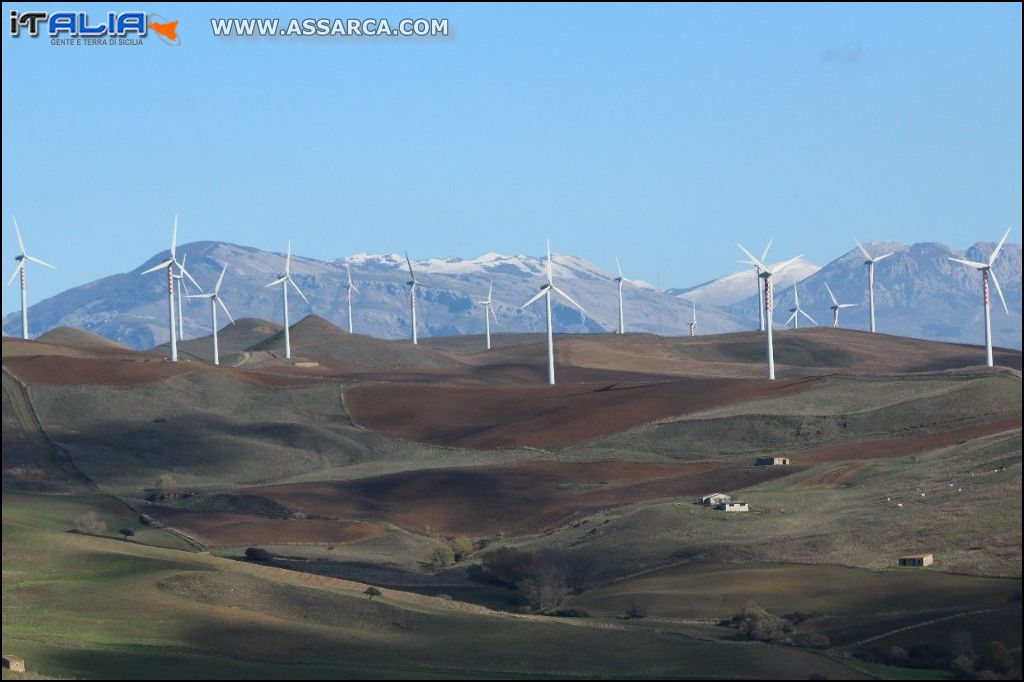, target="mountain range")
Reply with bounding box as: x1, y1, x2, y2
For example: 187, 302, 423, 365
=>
3, 239, 1020, 350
